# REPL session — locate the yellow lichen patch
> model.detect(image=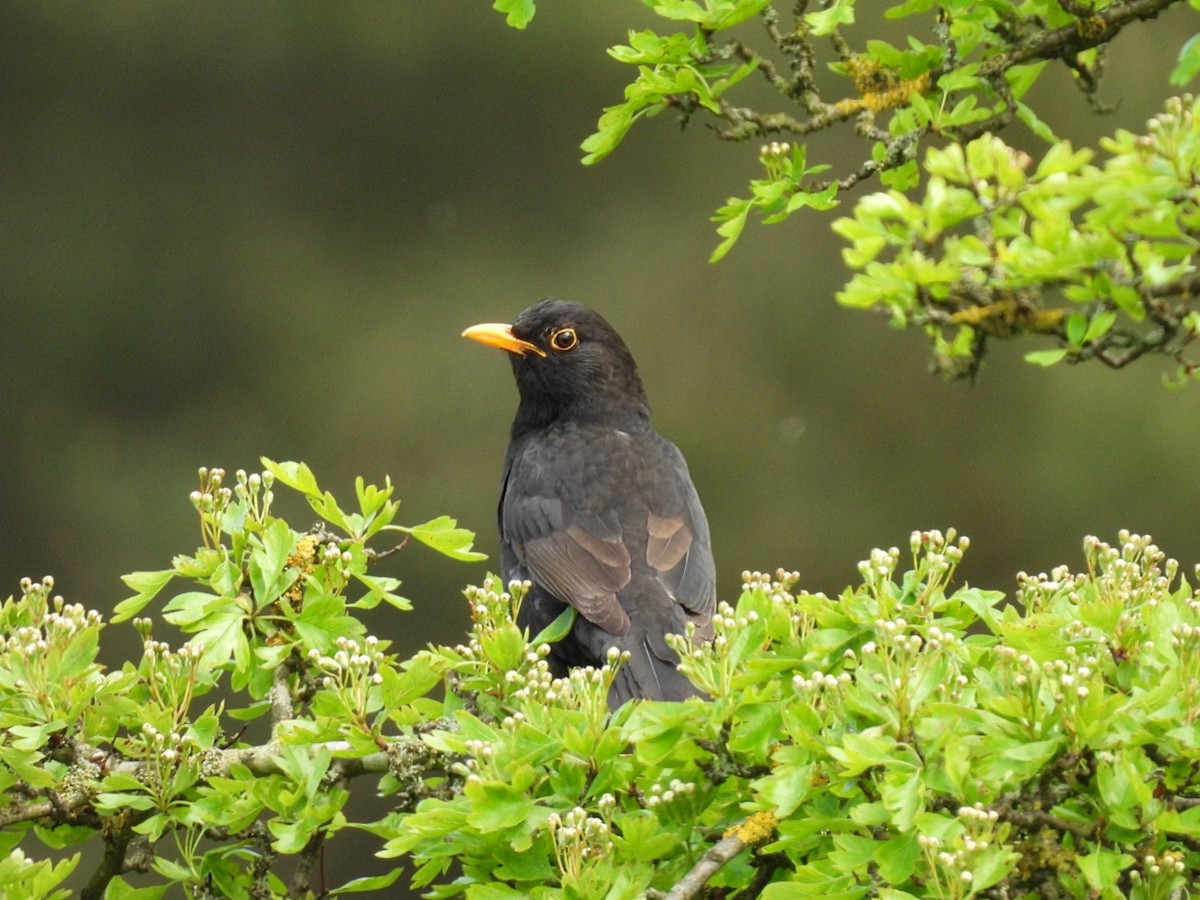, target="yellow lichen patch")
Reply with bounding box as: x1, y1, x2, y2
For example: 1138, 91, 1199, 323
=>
836, 56, 932, 115
1075, 15, 1107, 40
285, 534, 321, 603
725, 810, 779, 845
949, 299, 1065, 336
